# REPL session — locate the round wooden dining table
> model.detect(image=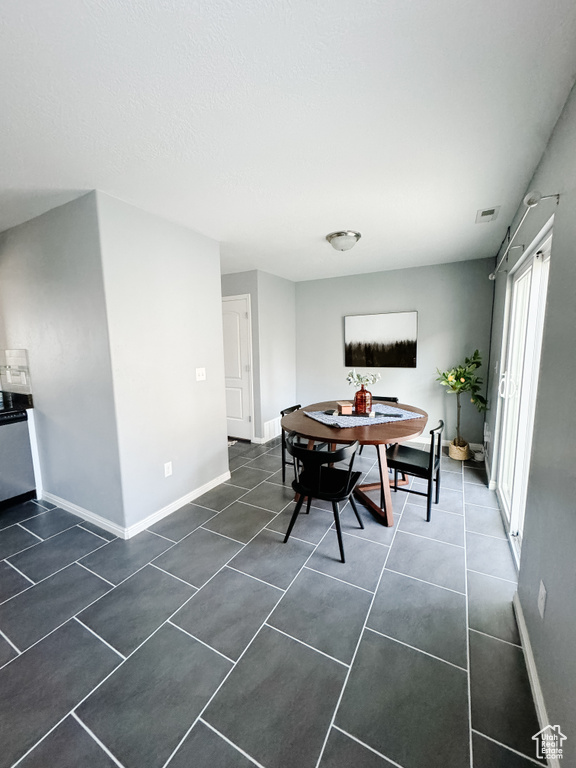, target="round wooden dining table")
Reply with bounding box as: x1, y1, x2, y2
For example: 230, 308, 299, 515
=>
281, 401, 428, 527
